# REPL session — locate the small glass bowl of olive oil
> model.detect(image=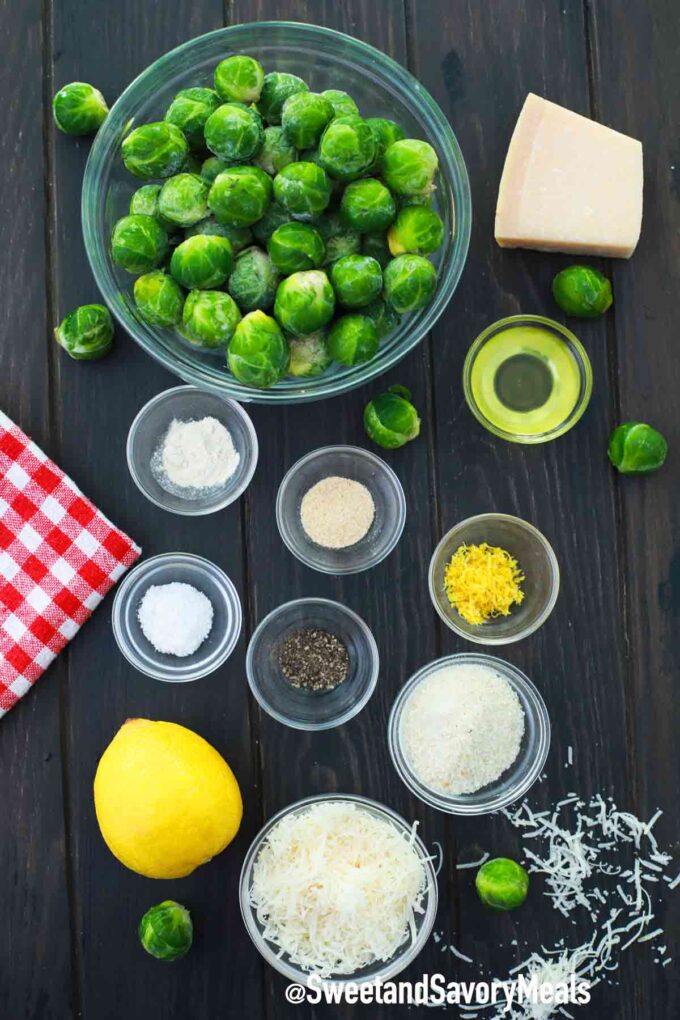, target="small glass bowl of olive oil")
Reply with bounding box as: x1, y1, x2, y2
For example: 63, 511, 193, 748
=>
463, 315, 592, 443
